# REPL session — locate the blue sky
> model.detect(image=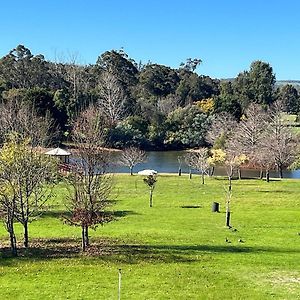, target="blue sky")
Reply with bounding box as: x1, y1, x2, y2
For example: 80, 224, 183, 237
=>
1, 0, 300, 80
